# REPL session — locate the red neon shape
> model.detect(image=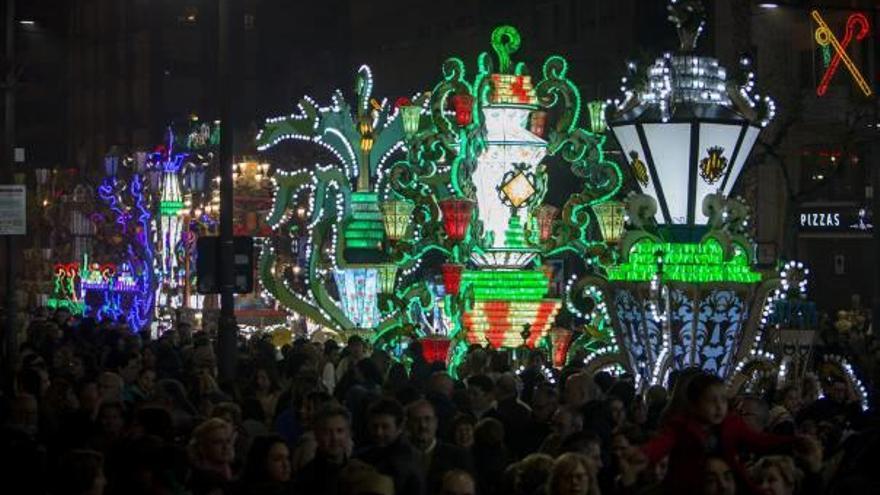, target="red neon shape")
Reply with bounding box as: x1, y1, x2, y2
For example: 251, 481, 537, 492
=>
816, 12, 871, 97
